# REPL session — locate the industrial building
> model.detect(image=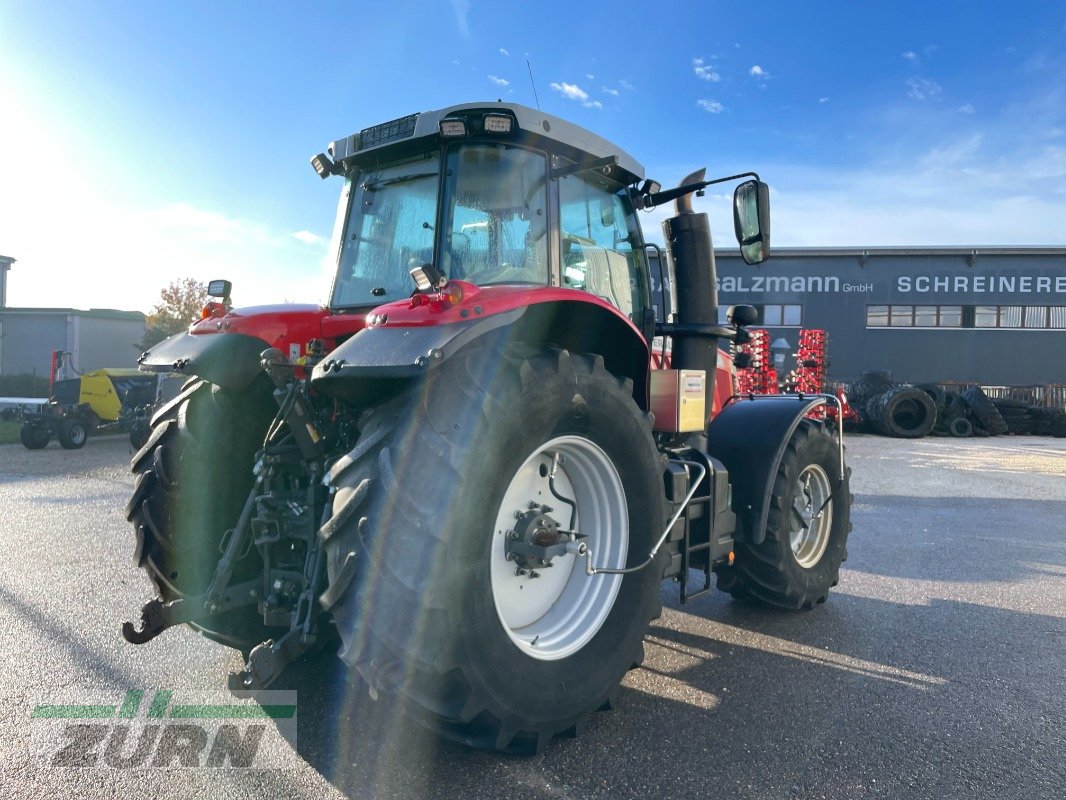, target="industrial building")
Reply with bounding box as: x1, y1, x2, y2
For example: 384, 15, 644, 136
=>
712, 247, 1066, 386
0, 259, 147, 378
0, 307, 147, 377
